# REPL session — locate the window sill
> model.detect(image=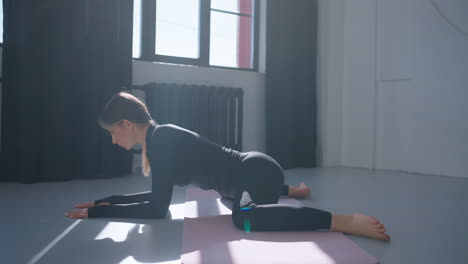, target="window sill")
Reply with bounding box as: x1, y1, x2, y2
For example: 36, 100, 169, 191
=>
132, 58, 260, 74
